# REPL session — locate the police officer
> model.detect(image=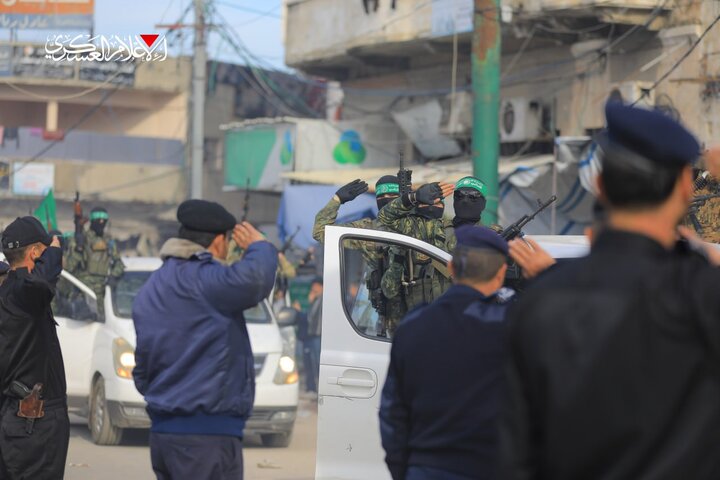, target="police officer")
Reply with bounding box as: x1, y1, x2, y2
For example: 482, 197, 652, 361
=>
65, 206, 124, 317
313, 176, 402, 335
380, 226, 512, 480
0, 217, 68, 479
132, 200, 278, 479
500, 103, 720, 479
378, 182, 454, 323
445, 176, 489, 251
